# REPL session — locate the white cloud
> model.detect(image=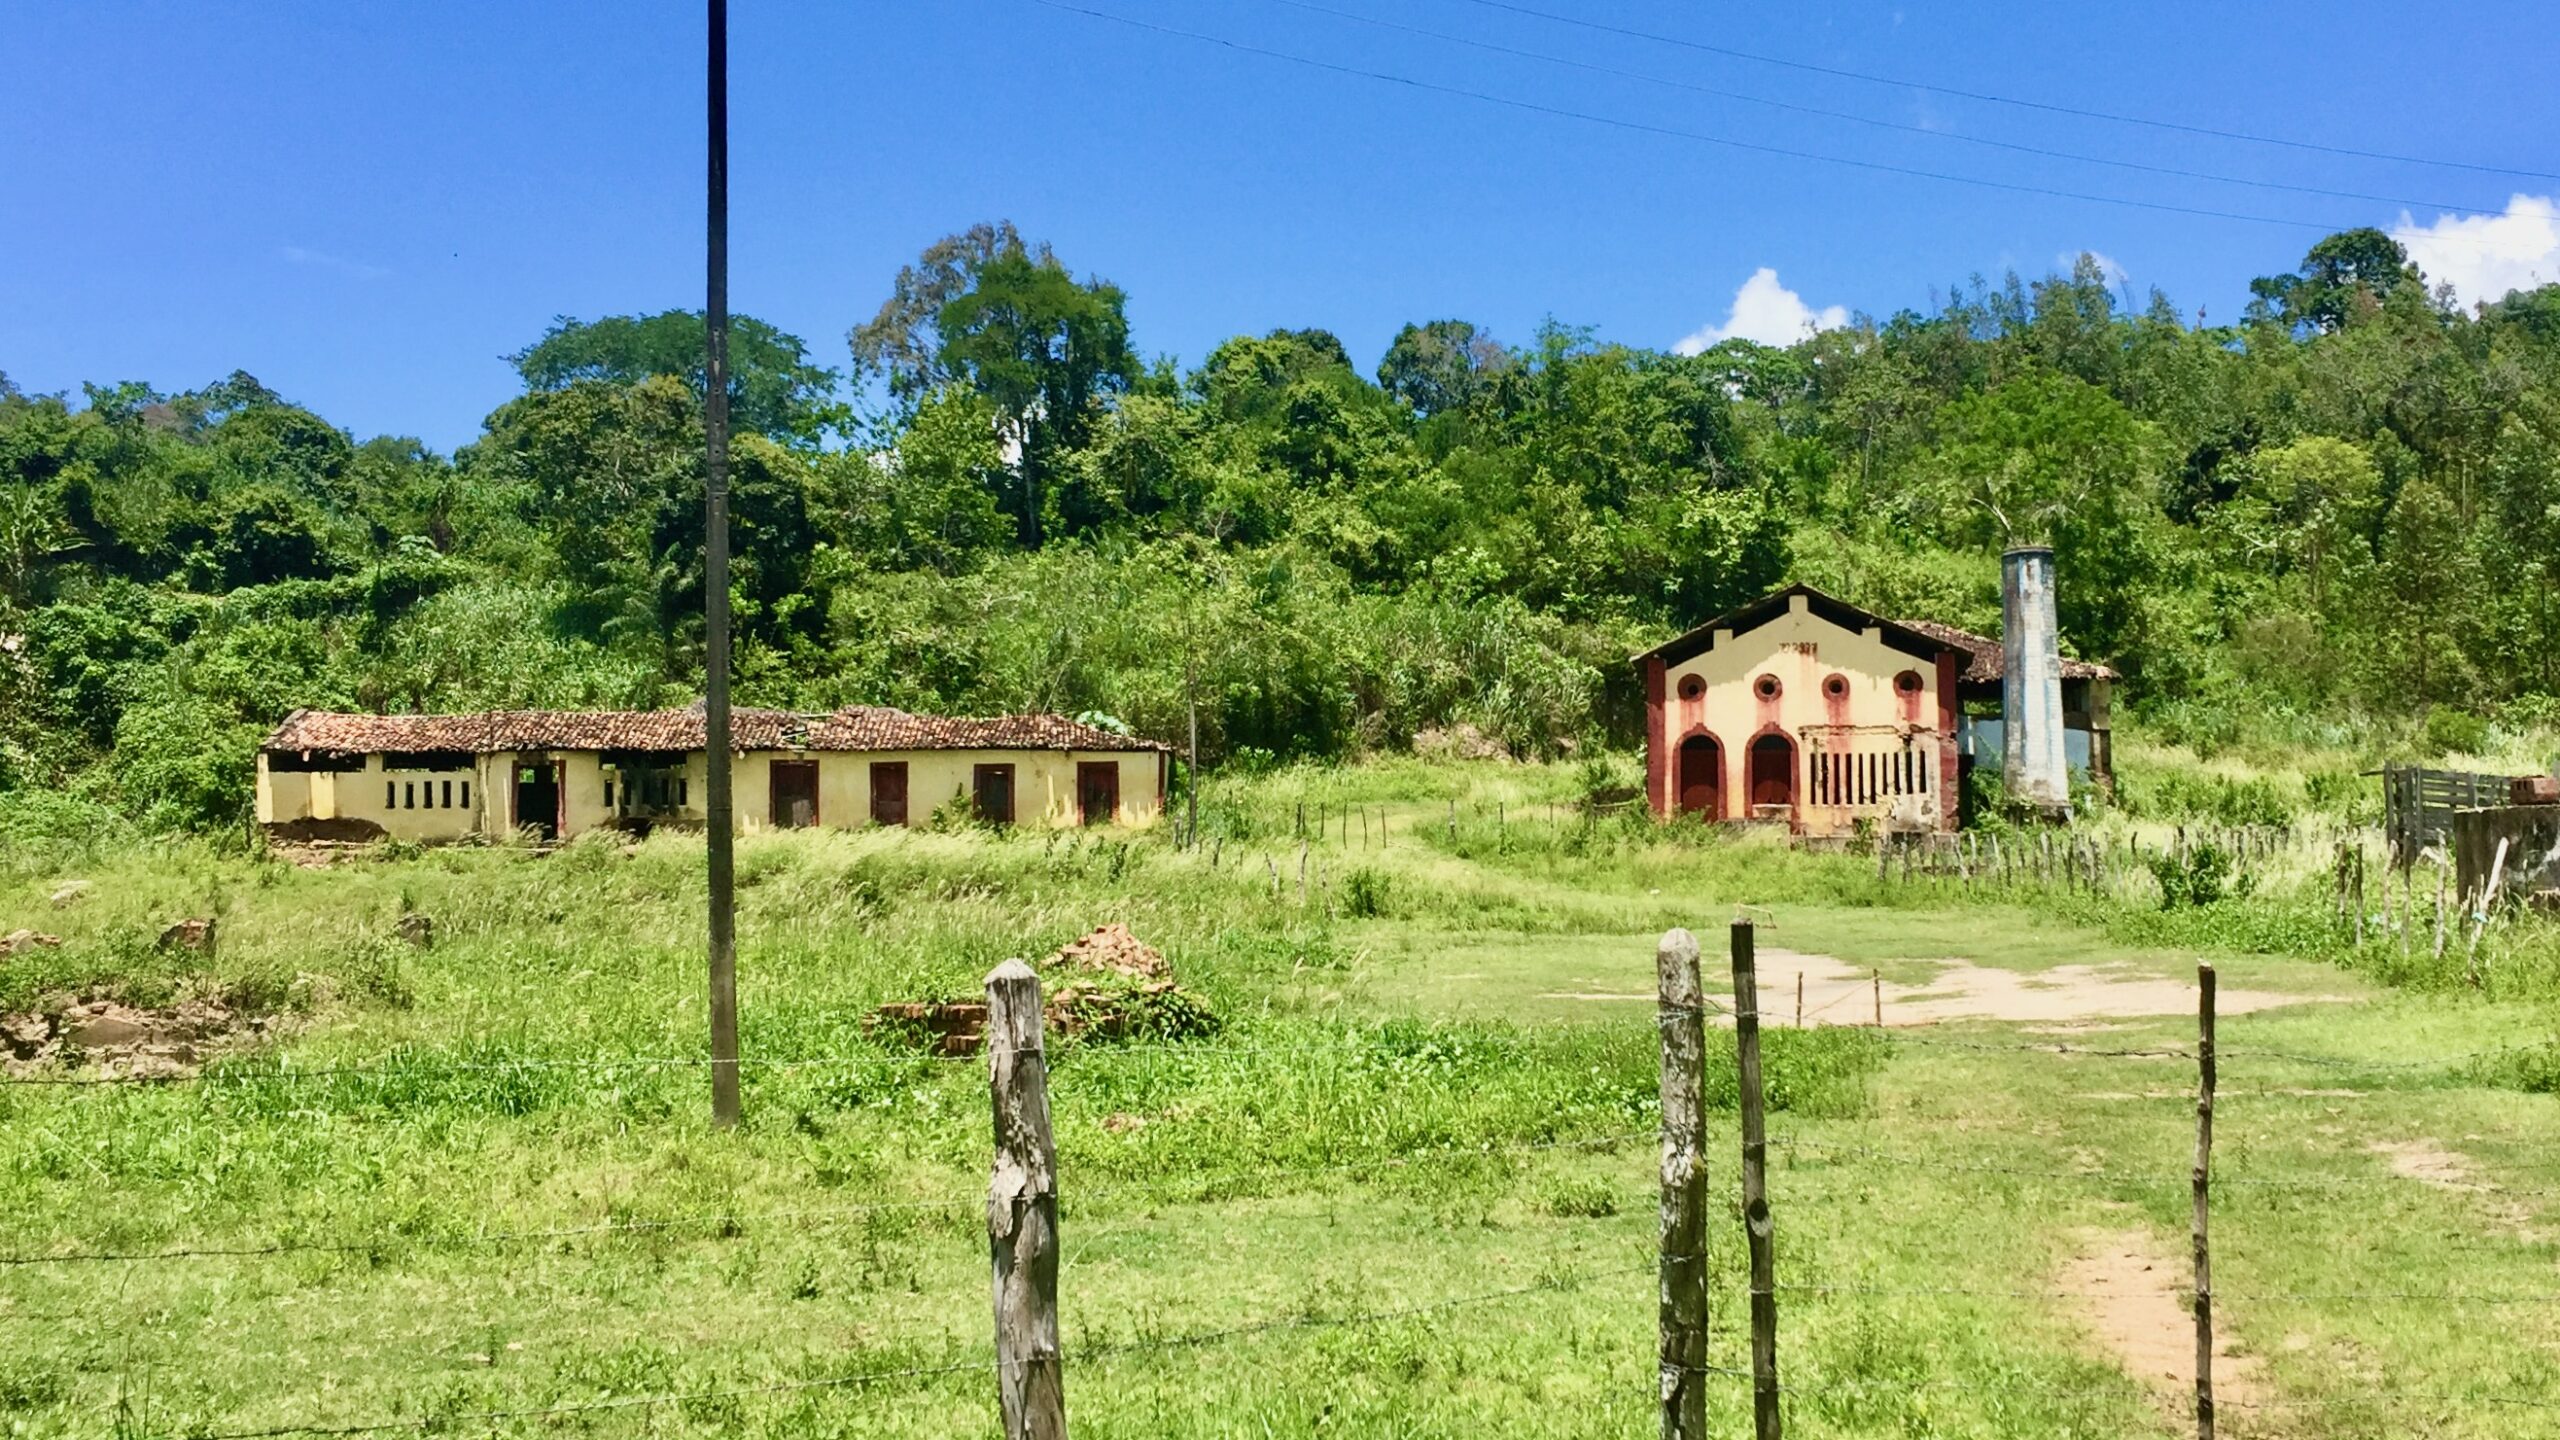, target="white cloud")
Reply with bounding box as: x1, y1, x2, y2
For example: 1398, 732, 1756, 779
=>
280, 245, 389, 280
2393, 194, 2560, 309
2059, 250, 2130, 287
1673, 268, 1849, 353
